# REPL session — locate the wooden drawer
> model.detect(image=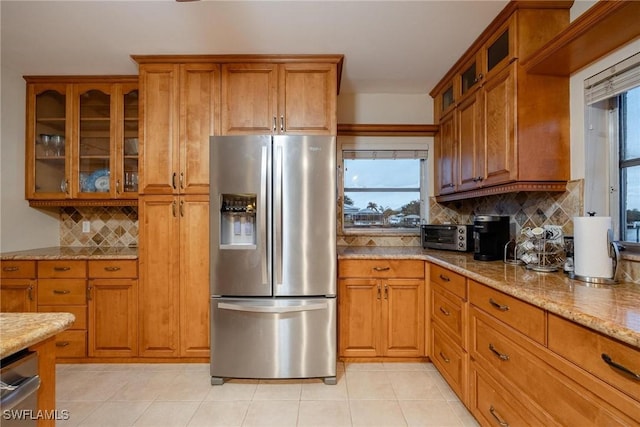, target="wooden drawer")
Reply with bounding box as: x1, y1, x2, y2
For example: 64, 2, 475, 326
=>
88, 260, 138, 278
55, 330, 87, 358
38, 305, 87, 330
470, 307, 631, 426
548, 313, 640, 404
38, 260, 86, 278
431, 322, 466, 400
1, 260, 36, 279
430, 264, 466, 299
470, 363, 543, 427
339, 259, 424, 279
431, 283, 465, 347
469, 280, 545, 344
37, 279, 86, 305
